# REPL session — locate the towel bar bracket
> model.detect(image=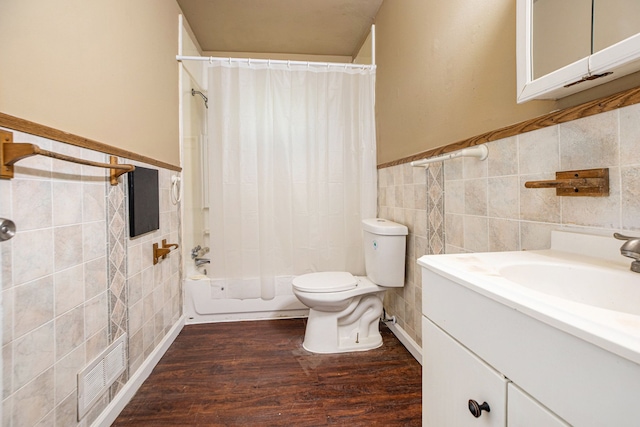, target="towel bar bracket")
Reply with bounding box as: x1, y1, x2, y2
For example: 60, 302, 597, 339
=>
0, 129, 15, 179
524, 168, 609, 197
153, 239, 180, 265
